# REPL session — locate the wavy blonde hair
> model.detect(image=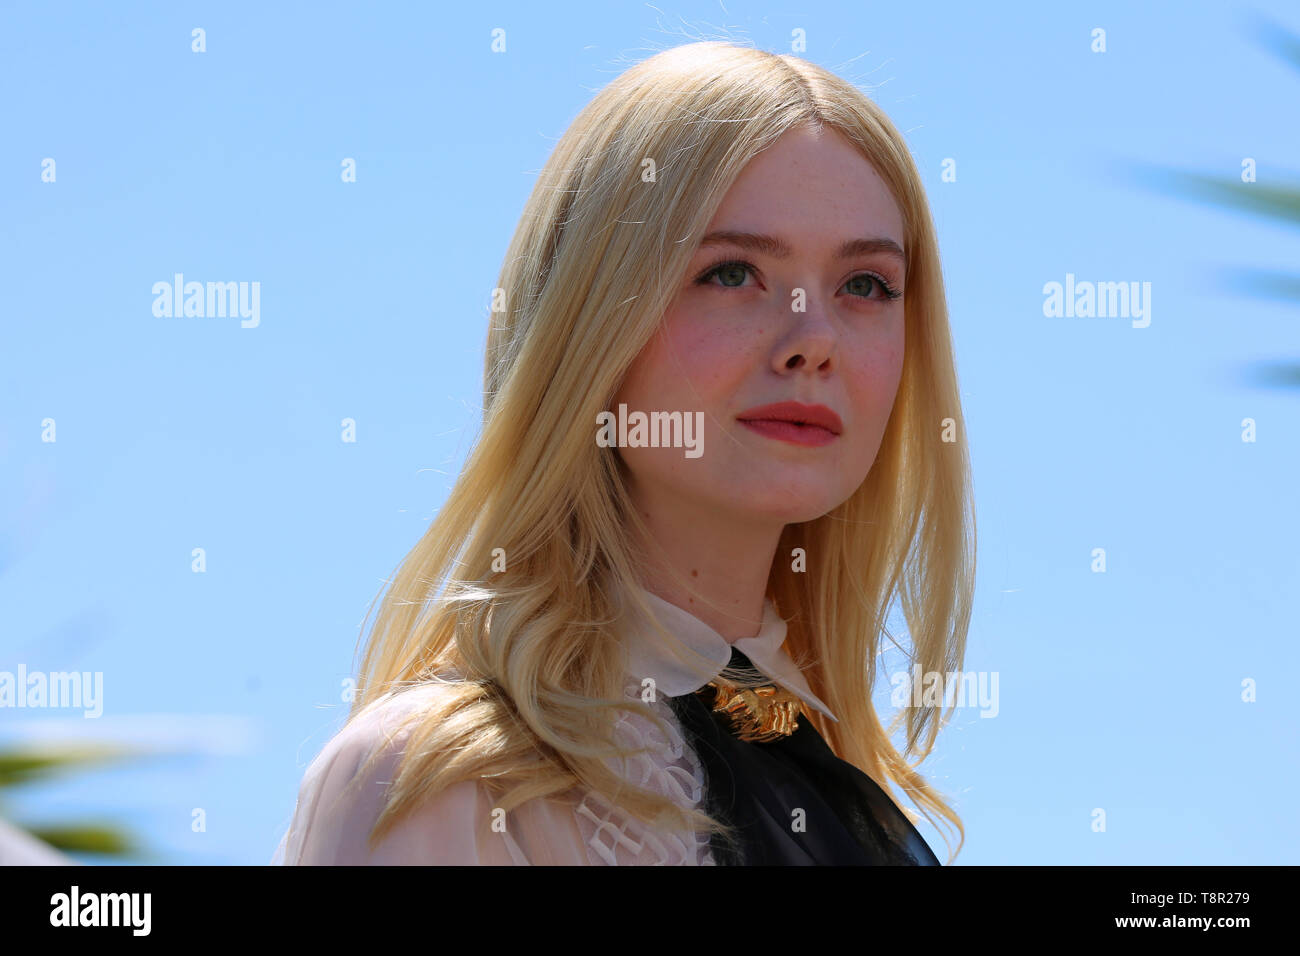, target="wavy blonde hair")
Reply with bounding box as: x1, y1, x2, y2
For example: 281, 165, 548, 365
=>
347, 40, 975, 863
